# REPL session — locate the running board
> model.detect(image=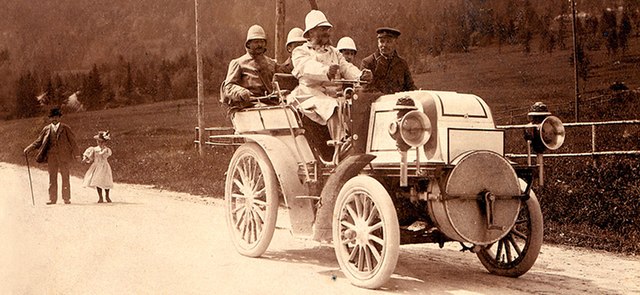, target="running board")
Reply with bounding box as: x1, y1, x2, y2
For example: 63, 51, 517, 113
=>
295, 195, 321, 200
